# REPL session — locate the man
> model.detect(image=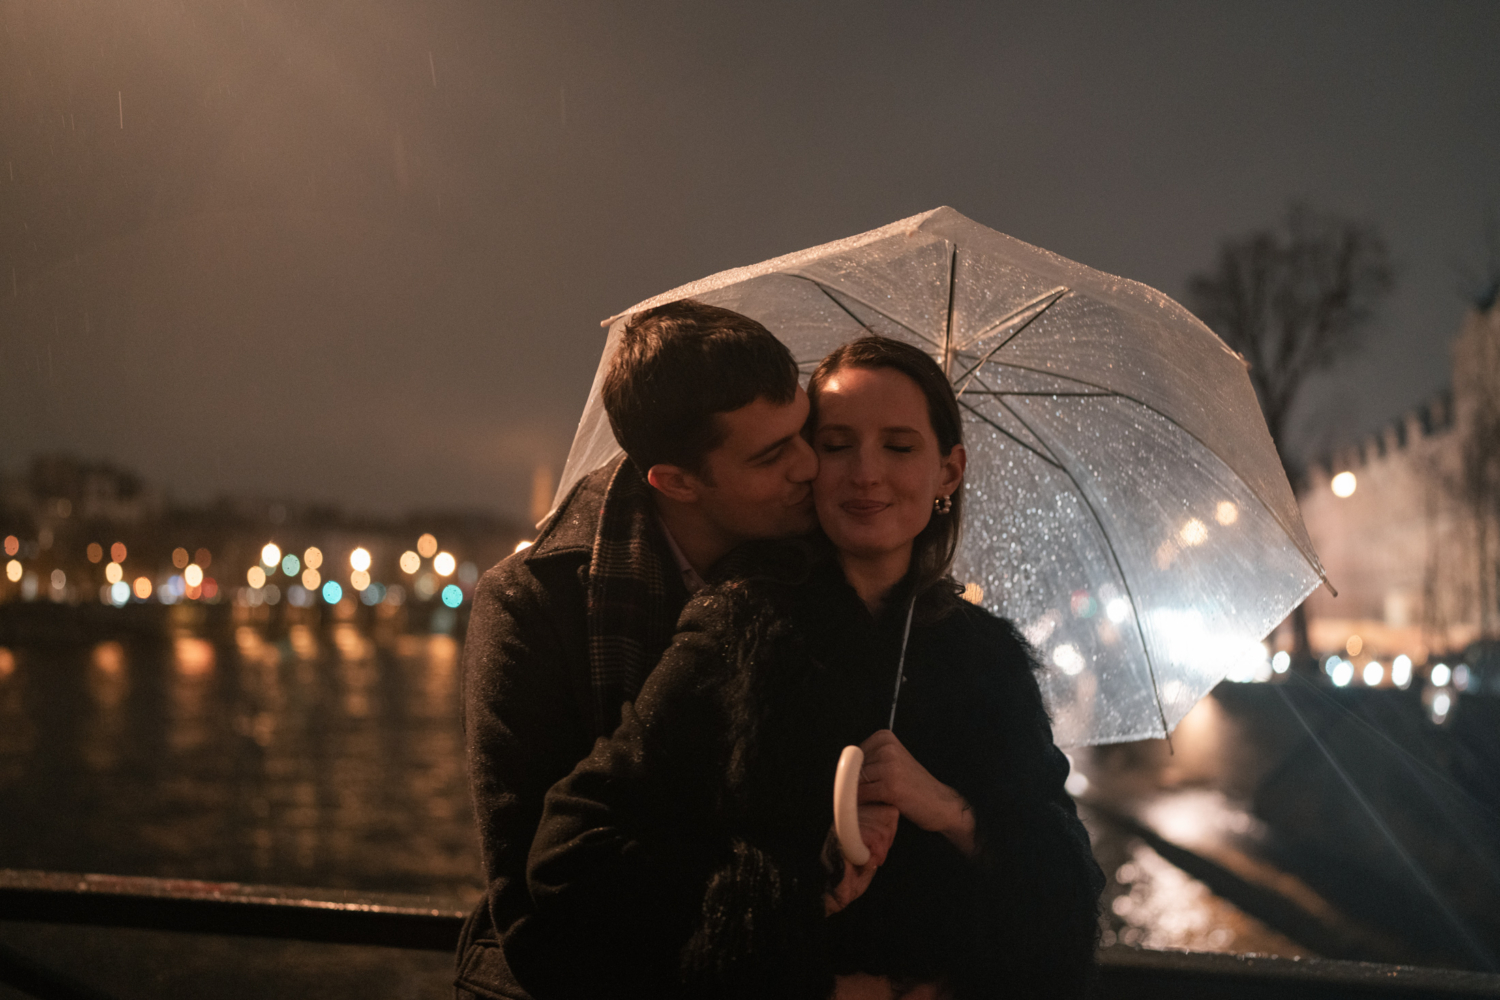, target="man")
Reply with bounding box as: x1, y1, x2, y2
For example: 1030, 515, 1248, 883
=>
456, 300, 817, 999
